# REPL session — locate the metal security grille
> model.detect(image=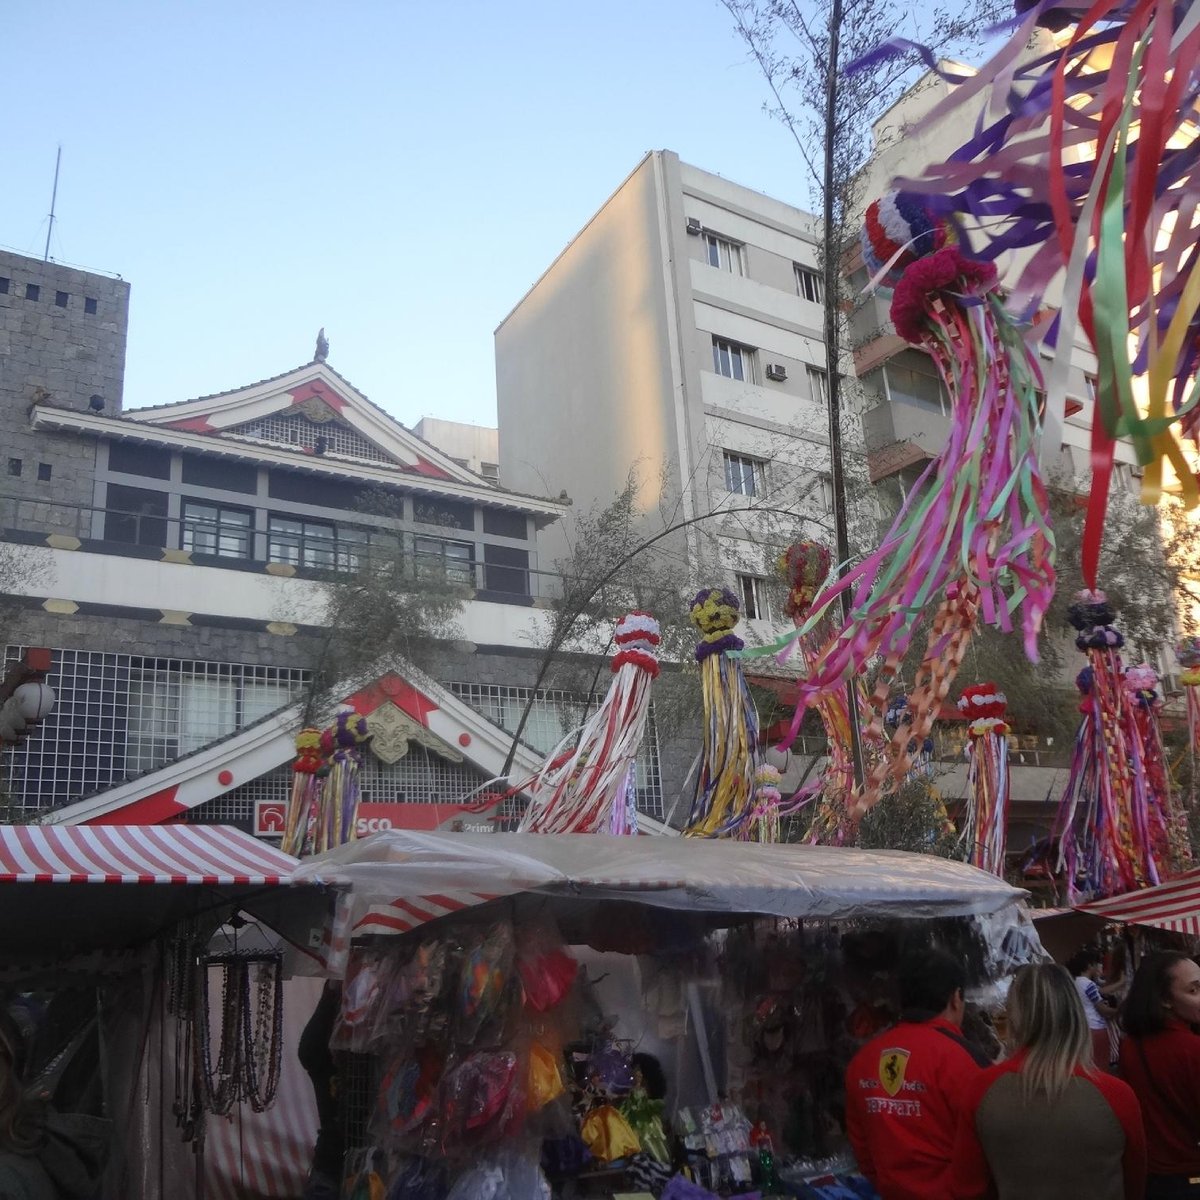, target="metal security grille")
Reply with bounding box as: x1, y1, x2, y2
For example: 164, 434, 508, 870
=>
227, 414, 395, 465
1, 648, 307, 815
447, 682, 664, 819
186, 746, 499, 829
